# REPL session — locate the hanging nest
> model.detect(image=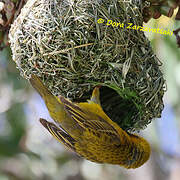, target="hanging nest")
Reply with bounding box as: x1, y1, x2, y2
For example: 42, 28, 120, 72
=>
9, 0, 166, 132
